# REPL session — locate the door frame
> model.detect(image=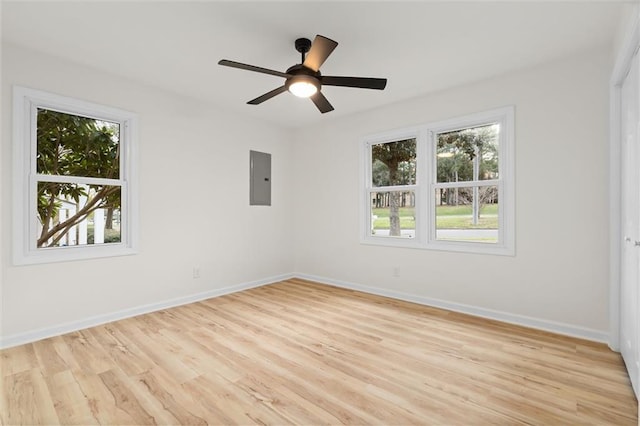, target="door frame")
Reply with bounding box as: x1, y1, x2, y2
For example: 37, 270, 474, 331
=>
610, 7, 640, 352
